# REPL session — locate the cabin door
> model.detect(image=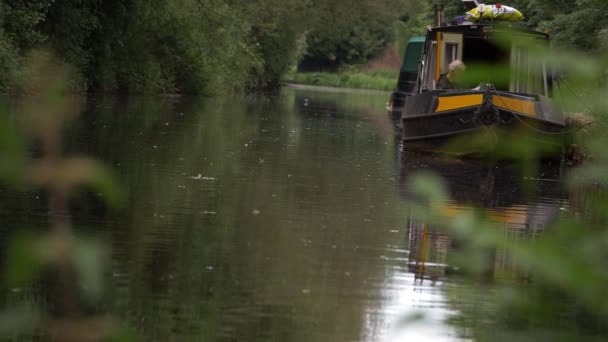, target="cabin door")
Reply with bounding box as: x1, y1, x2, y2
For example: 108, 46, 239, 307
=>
422, 41, 437, 91
438, 33, 463, 78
